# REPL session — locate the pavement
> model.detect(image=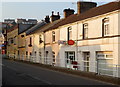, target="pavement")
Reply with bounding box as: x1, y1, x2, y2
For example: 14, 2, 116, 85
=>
2, 58, 119, 86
